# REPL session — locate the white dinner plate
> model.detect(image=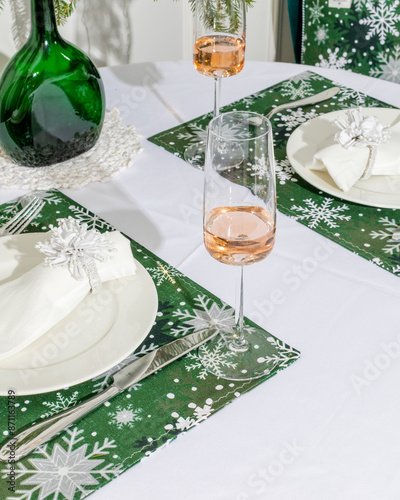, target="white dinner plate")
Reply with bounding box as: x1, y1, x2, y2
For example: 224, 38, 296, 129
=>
286, 108, 400, 209
0, 233, 158, 395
